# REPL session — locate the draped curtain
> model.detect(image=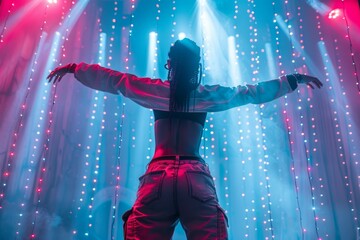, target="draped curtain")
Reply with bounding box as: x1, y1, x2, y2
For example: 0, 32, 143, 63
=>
0, 0, 359, 239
